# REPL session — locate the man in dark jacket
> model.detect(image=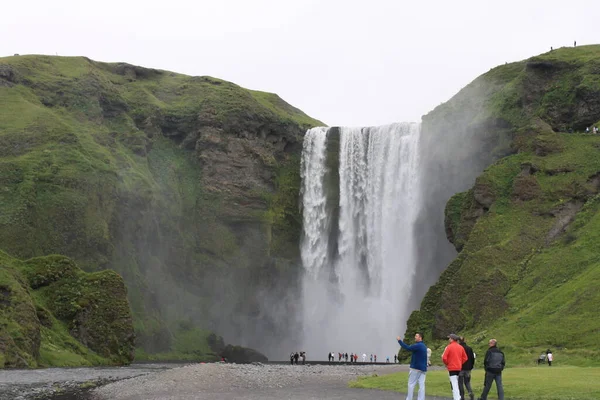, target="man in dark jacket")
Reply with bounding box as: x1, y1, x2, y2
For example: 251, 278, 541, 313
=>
478, 339, 505, 400
397, 333, 428, 400
459, 336, 475, 400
